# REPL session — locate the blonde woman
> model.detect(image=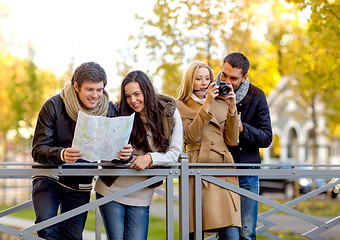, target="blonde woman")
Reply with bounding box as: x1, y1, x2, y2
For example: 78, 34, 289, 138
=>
177, 61, 241, 239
